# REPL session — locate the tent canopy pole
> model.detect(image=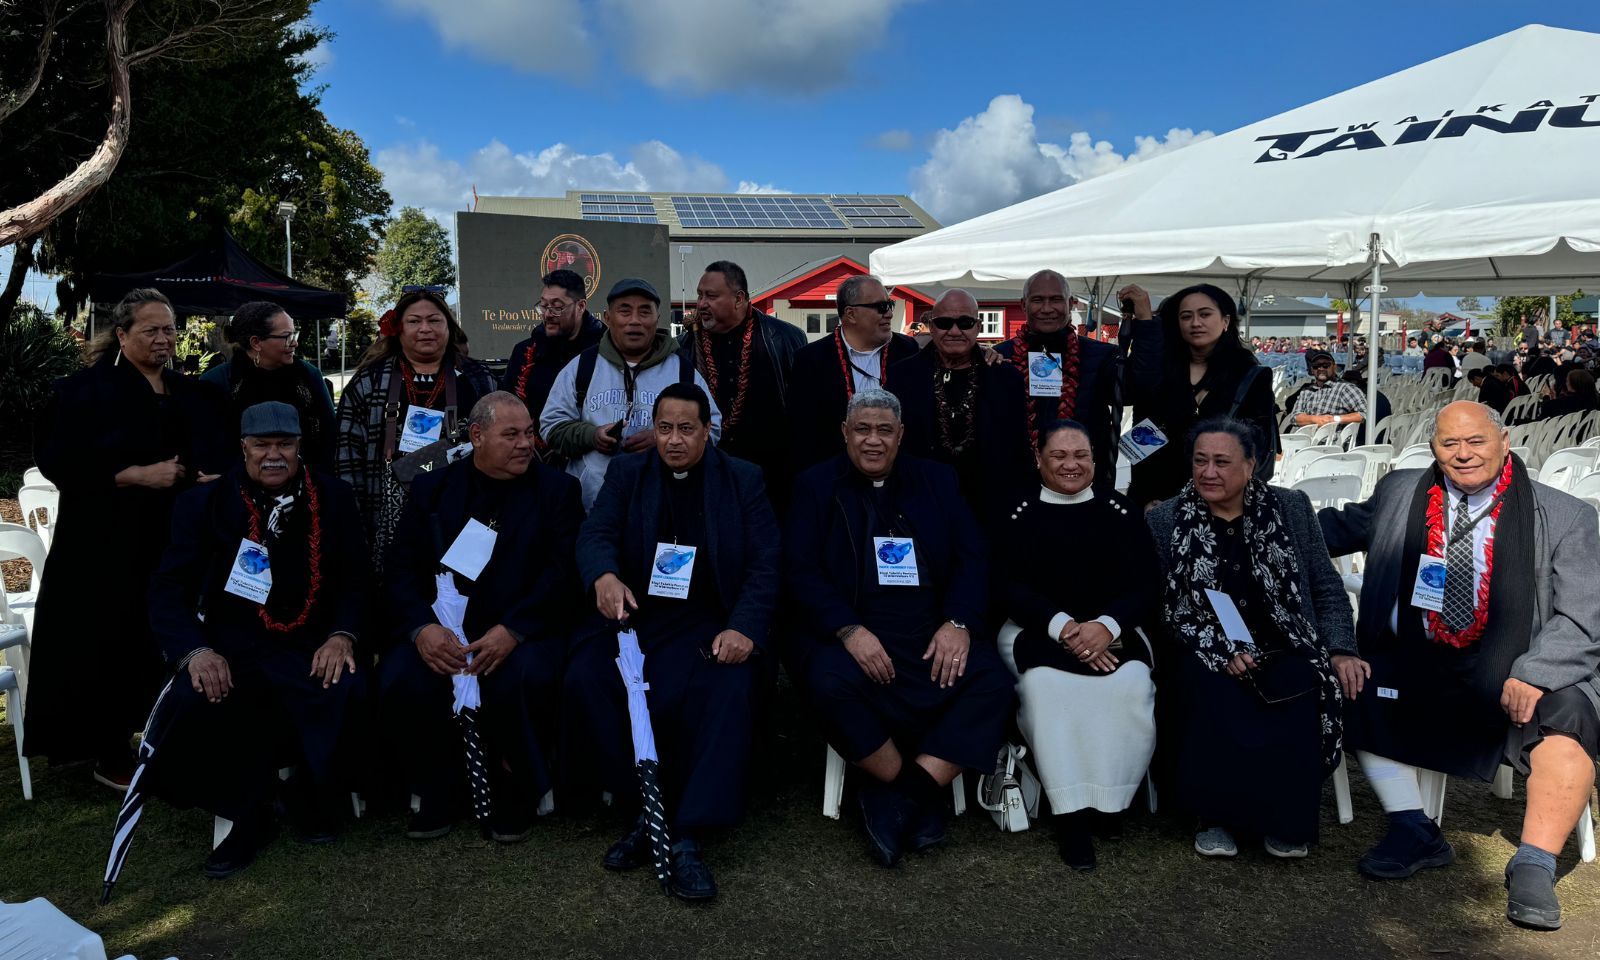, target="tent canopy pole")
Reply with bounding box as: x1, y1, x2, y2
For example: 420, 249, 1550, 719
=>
1366, 233, 1383, 434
